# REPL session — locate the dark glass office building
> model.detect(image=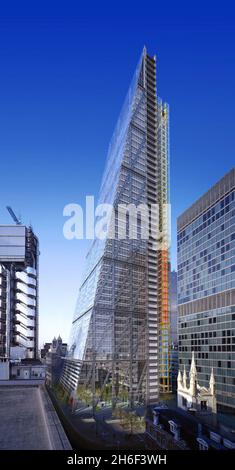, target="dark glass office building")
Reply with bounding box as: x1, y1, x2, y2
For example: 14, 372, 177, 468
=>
177, 168, 235, 411
61, 48, 171, 406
